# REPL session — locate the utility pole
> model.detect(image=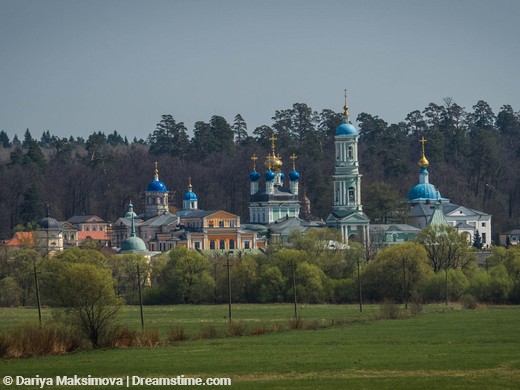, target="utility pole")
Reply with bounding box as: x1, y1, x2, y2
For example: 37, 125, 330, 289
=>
33, 256, 42, 326
291, 259, 298, 319
227, 252, 232, 322
137, 263, 144, 331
